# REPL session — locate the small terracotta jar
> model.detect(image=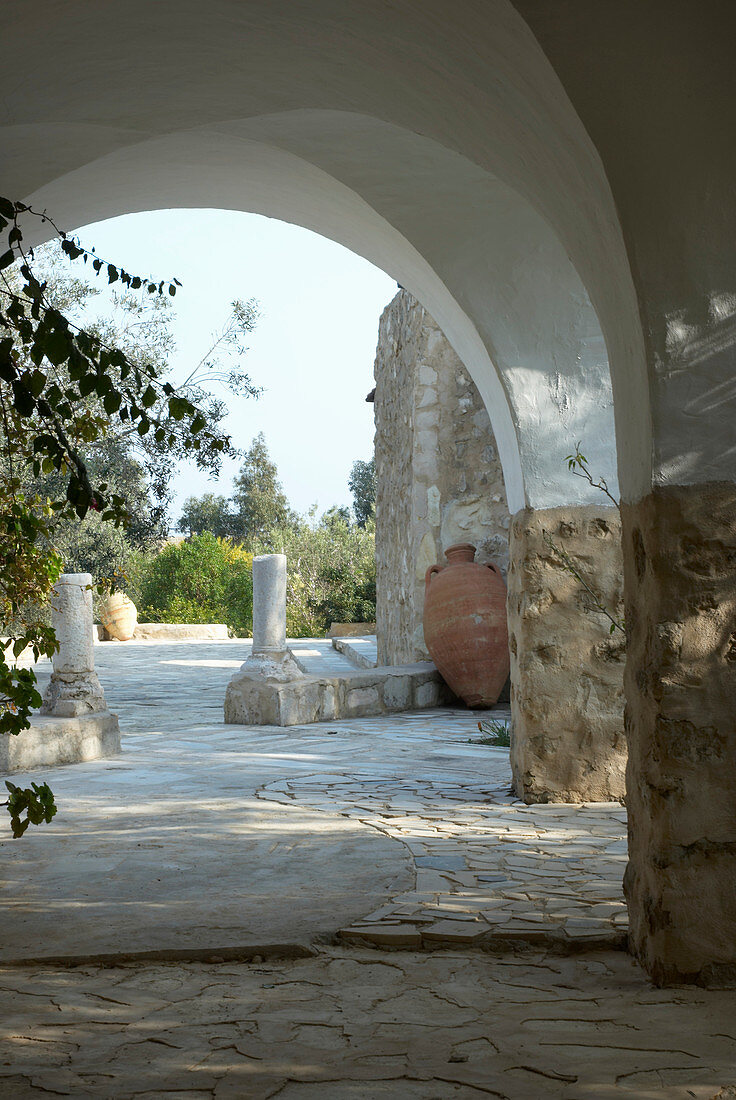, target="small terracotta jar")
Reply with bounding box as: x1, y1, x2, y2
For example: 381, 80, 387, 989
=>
423, 543, 509, 707
99, 592, 138, 642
